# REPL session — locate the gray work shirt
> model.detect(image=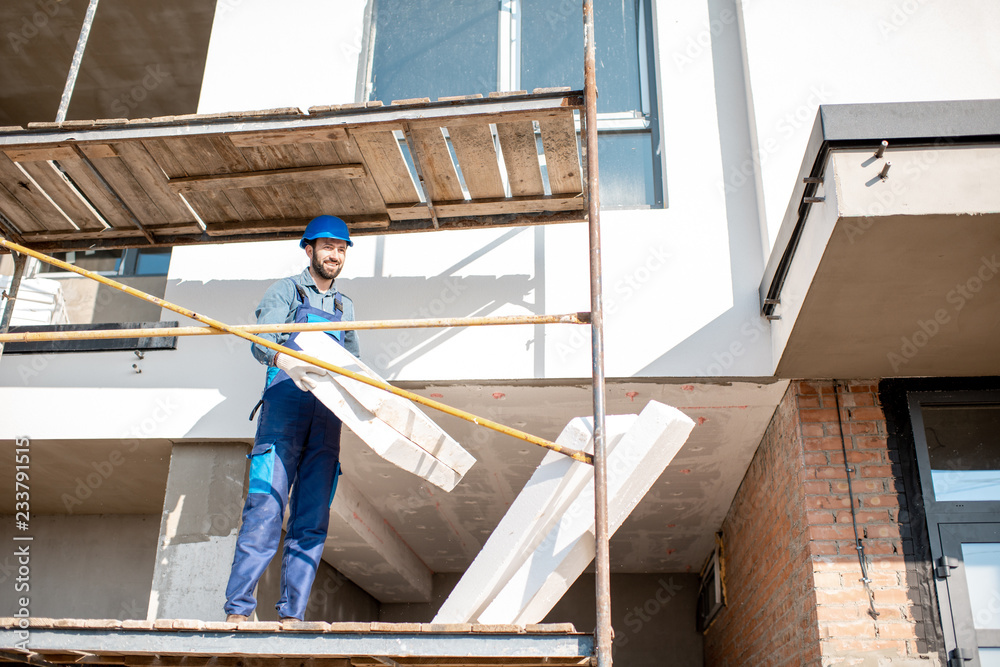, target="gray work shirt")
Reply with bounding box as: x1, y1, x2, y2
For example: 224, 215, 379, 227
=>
250, 268, 359, 368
